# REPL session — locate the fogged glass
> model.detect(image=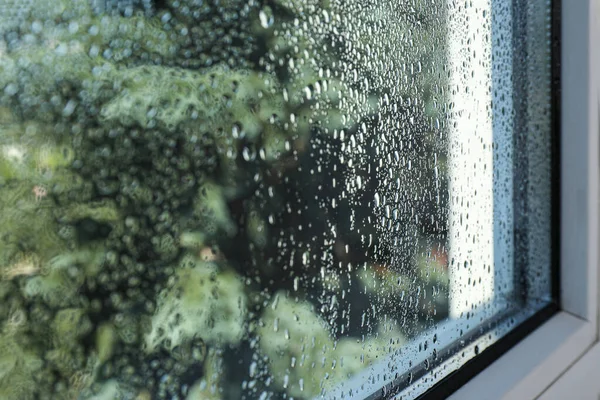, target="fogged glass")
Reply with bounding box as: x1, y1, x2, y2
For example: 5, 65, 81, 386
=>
0, 0, 552, 399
